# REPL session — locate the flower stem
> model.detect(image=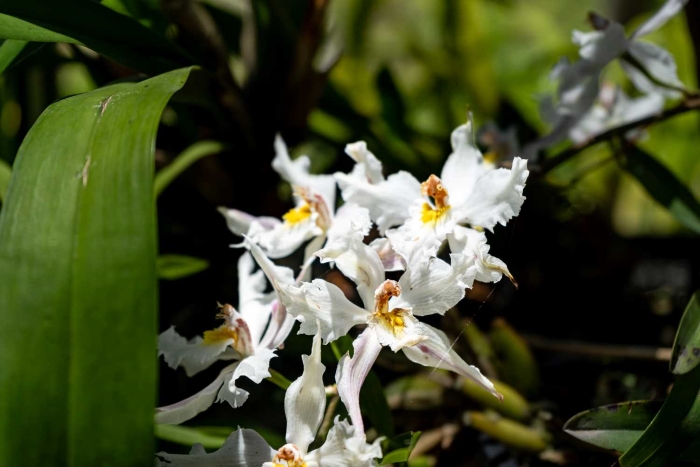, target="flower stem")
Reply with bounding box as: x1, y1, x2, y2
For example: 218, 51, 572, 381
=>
266, 369, 292, 390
